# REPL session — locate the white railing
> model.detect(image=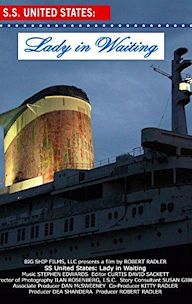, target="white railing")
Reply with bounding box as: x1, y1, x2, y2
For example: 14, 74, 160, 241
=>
94, 146, 143, 168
